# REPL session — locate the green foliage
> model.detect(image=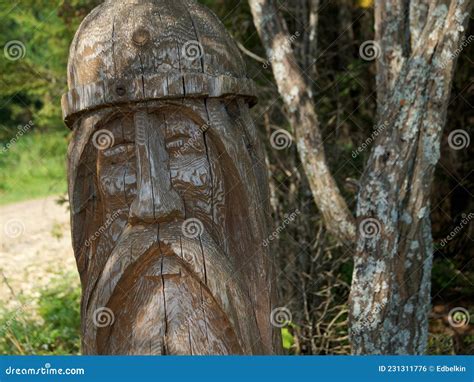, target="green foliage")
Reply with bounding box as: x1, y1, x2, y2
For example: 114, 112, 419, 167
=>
0, 130, 68, 204
0, 273, 81, 355
281, 327, 295, 351
0, 0, 100, 131
427, 334, 454, 355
